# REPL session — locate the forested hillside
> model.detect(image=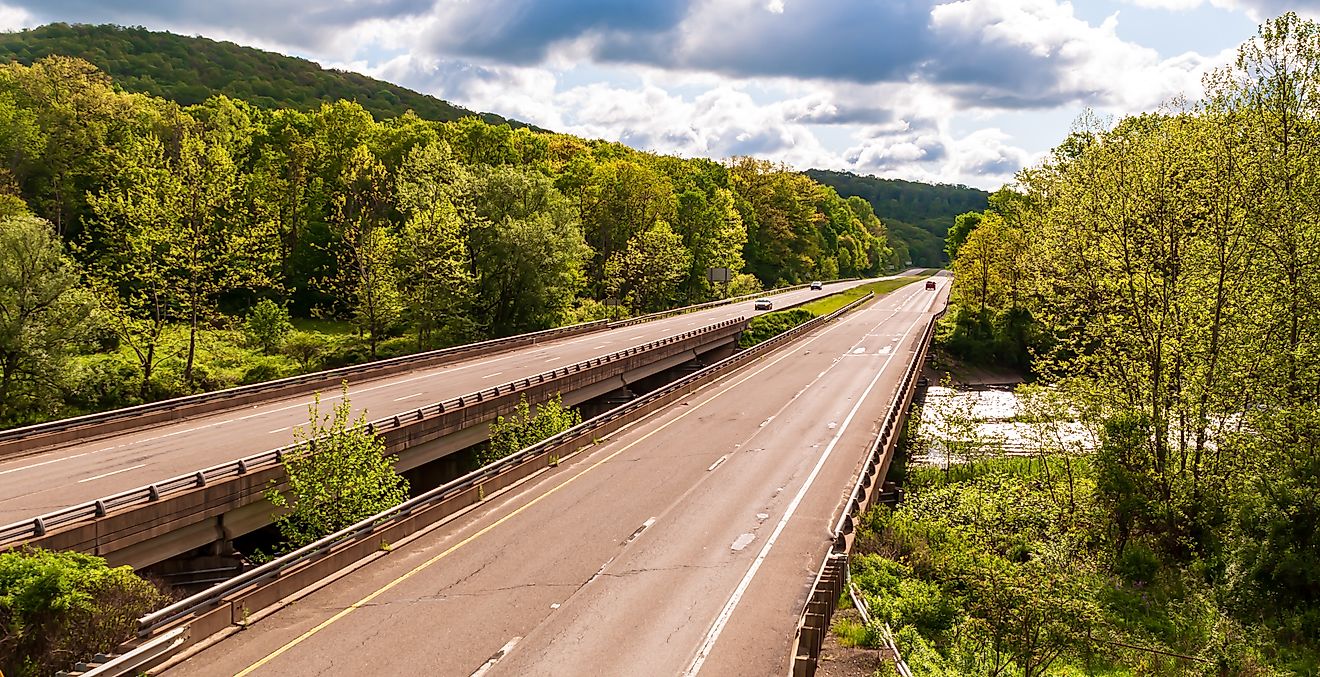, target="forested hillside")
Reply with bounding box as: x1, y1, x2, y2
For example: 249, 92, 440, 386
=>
0, 56, 899, 428
806, 169, 988, 266
0, 23, 531, 128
